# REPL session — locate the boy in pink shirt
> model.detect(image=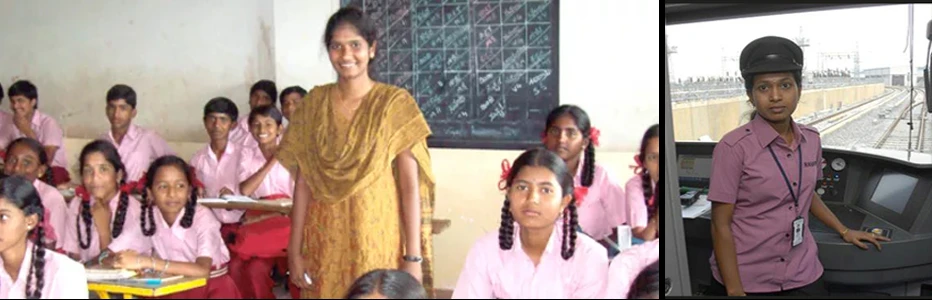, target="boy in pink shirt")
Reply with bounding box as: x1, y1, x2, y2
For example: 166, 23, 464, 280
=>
278, 85, 307, 127
229, 105, 294, 299
190, 97, 244, 223
229, 80, 277, 149
453, 149, 608, 299
113, 156, 241, 298
99, 84, 175, 182
0, 80, 70, 186
0, 176, 88, 299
